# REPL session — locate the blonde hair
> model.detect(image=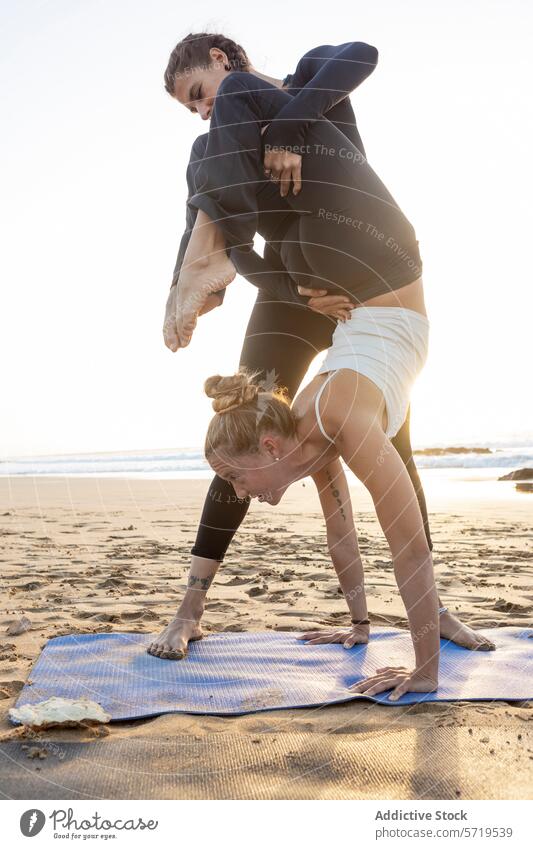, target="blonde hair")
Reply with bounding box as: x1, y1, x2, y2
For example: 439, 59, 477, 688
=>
204, 369, 297, 458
